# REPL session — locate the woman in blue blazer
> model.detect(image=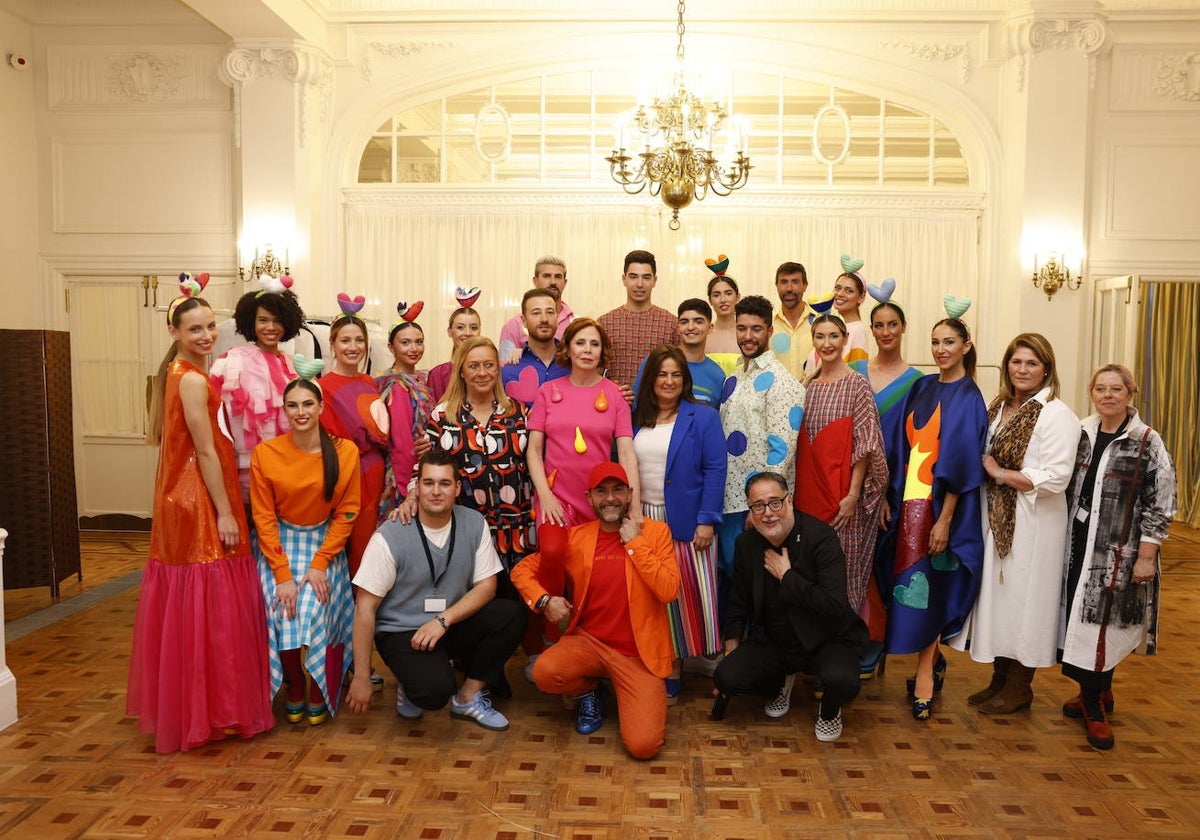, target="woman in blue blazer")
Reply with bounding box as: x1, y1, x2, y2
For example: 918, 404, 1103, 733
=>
633, 345, 728, 703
